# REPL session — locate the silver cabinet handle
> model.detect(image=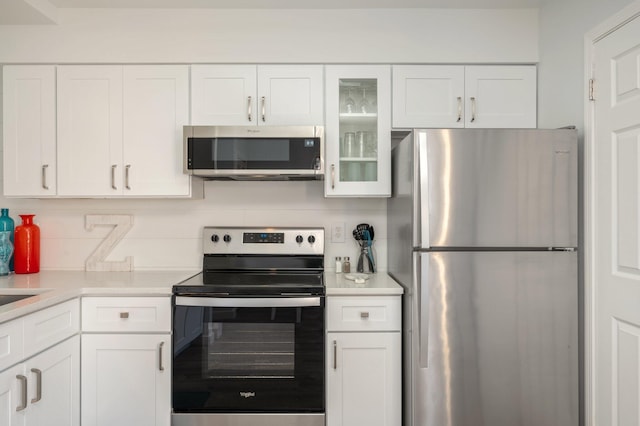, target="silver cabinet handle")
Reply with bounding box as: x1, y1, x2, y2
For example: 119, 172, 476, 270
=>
120, 312, 129, 319
42, 164, 49, 190
30, 368, 42, 404
470, 96, 476, 123
261, 96, 266, 122
360, 311, 370, 319
159, 341, 165, 371
16, 375, 27, 412
111, 165, 117, 190
125, 164, 131, 190
247, 96, 252, 122
456, 97, 462, 122
331, 164, 335, 190
333, 340, 337, 370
